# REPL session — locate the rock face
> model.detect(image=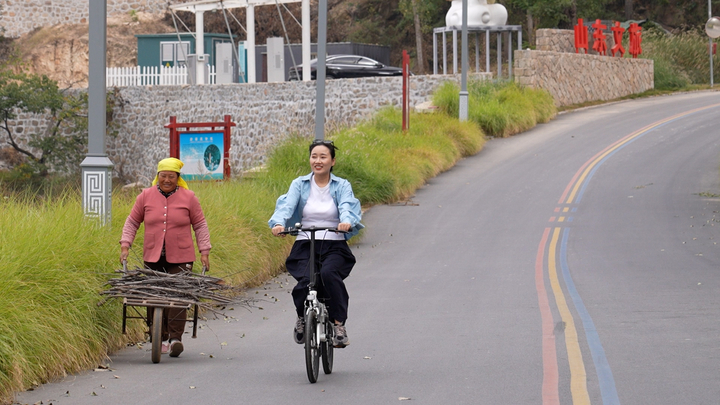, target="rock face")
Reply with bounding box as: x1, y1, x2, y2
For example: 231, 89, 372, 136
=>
13, 12, 176, 89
